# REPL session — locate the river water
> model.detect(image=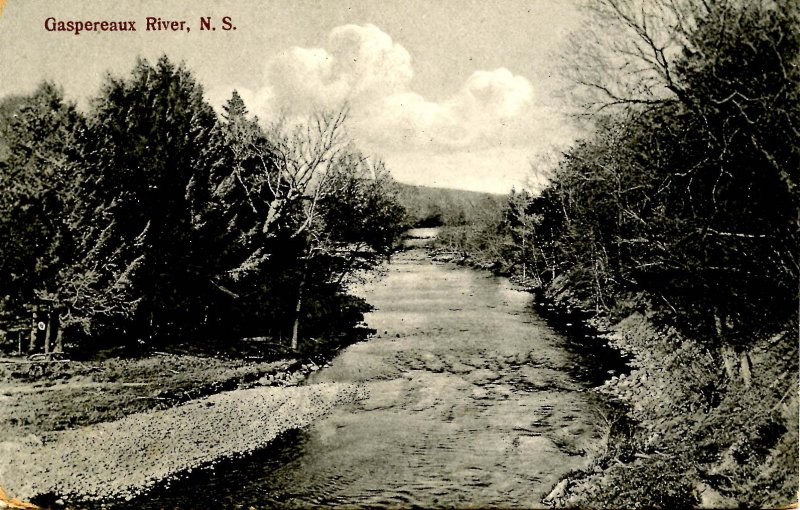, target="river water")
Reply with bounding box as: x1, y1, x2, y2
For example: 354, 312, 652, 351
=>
135, 245, 624, 509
